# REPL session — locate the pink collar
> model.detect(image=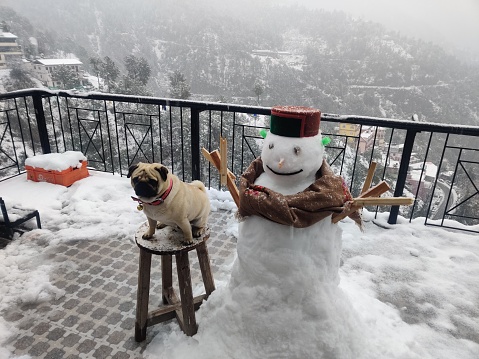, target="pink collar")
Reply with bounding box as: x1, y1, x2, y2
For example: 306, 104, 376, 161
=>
132, 178, 173, 206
